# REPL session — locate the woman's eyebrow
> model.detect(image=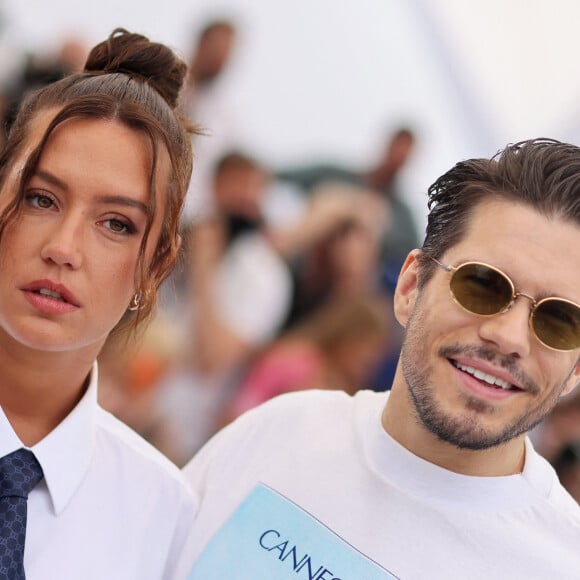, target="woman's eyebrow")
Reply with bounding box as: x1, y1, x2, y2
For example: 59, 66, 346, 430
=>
95, 195, 150, 216
33, 169, 150, 215
33, 169, 68, 191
